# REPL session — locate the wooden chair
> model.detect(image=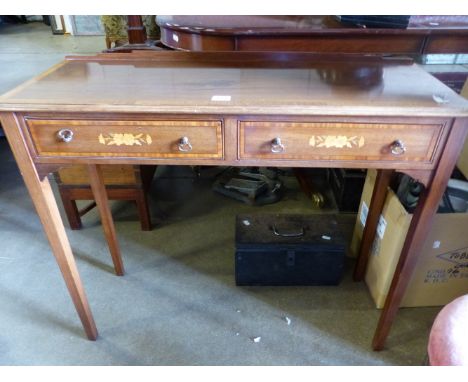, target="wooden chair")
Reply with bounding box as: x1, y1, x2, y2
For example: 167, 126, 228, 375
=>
55, 165, 157, 231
